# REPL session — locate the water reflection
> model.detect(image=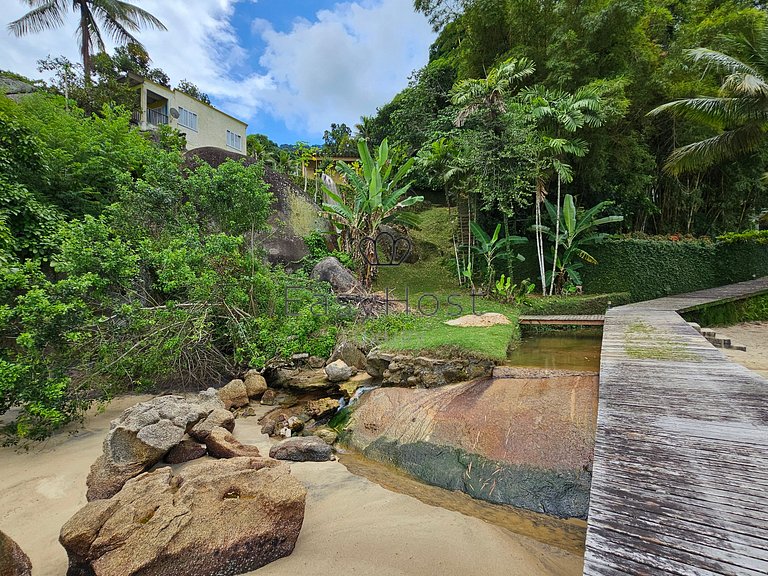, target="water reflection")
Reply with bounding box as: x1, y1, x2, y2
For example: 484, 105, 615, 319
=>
507, 329, 603, 371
